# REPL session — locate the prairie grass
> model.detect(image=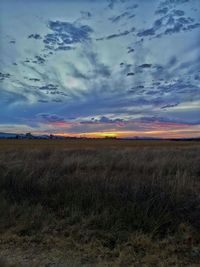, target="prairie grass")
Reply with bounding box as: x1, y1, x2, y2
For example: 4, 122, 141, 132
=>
0, 141, 199, 266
